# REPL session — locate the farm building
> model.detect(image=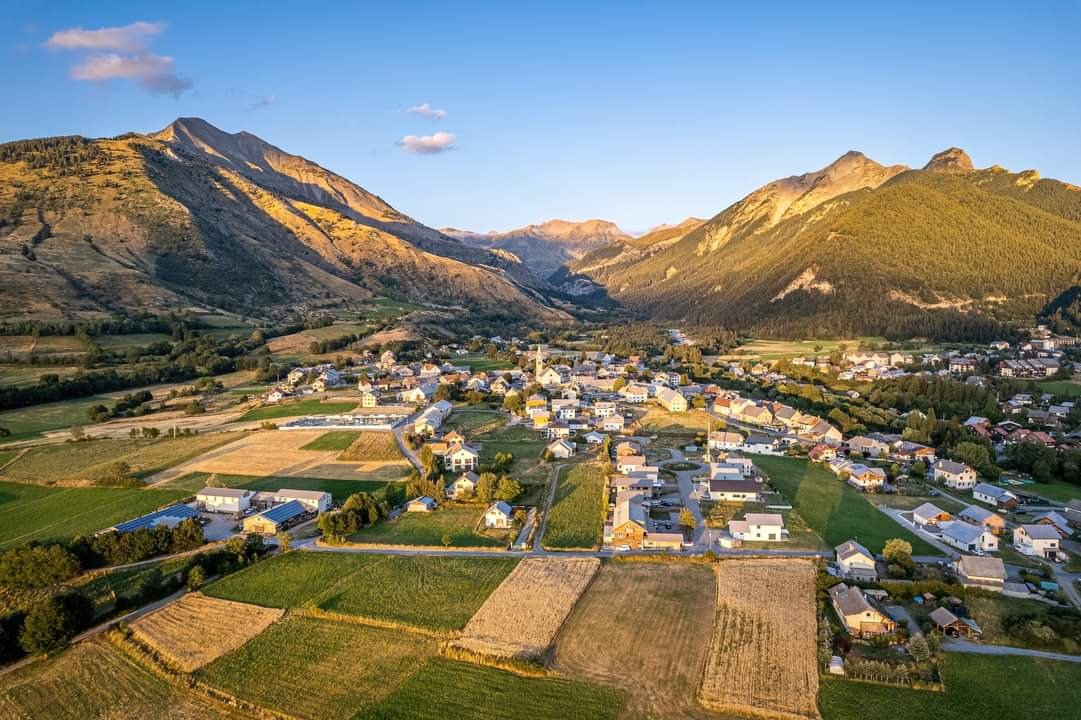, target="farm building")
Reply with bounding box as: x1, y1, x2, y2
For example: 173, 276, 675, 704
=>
954, 555, 1007, 592
835, 540, 877, 582
273, 489, 332, 513
828, 583, 896, 637
484, 501, 514, 529
242, 500, 307, 534
196, 487, 252, 514
106, 504, 201, 534
406, 496, 438, 512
